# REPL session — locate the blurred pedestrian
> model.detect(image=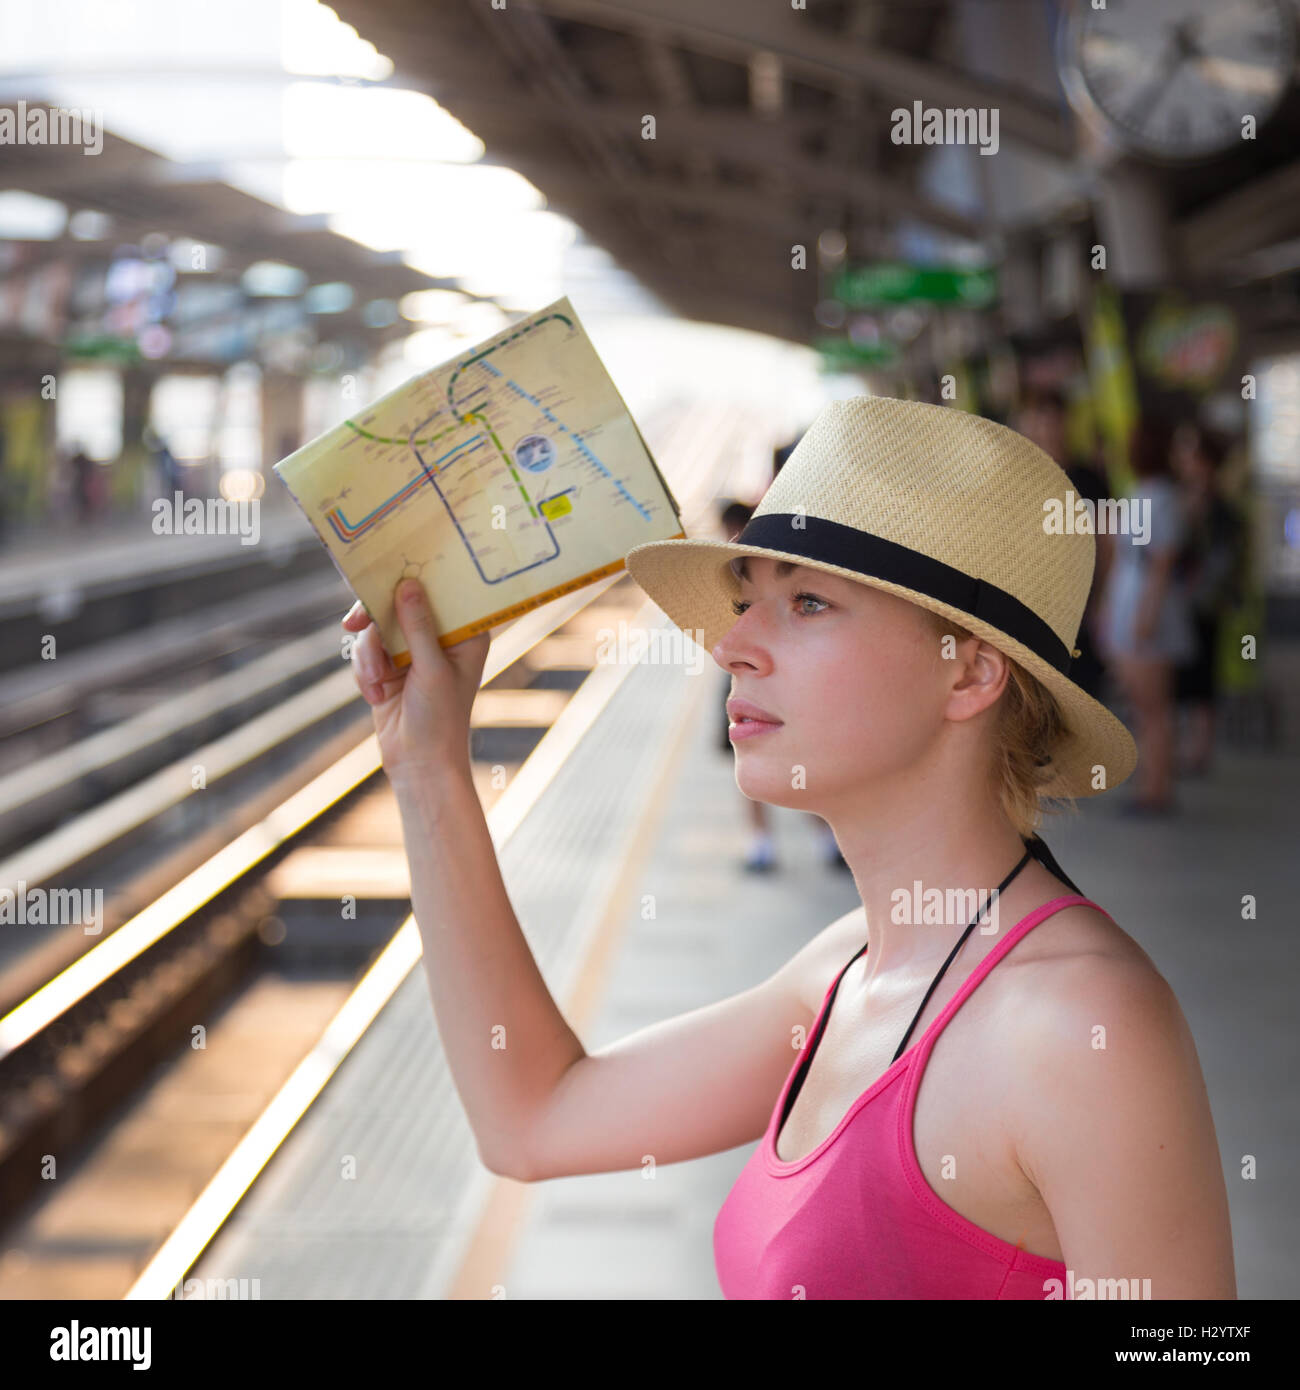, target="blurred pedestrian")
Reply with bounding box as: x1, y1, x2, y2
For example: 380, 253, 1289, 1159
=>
153, 432, 182, 495
70, 445, 96, 524
1098, 414, 1195, 815
1171, 424, 1248, 777
0, 418, 8, 544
